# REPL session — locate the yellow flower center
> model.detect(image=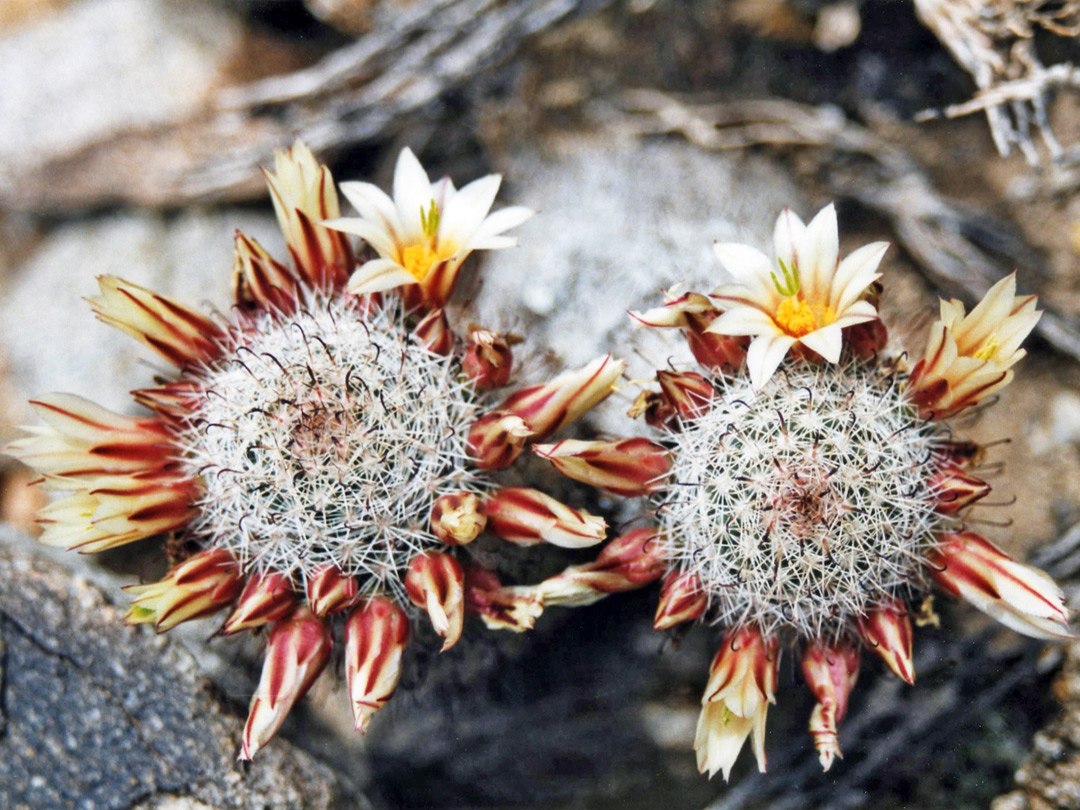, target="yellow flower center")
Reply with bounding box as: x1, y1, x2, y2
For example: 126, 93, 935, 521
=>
775, 298, 818, 337
973, 335, 1000, 361
402, 243, 440, 282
